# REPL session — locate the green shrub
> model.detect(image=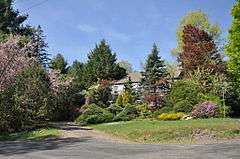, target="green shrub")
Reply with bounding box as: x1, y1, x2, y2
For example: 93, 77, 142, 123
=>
173, 100, 193, 113
75, 104, 113, 124
158, 112, 185, 121
114, 104, 138, 121
167, 80, 200, 112
116, 94, 123, 107
0, 87, 23, 133
136, 103, 152, 118
107, 104, 123, 115
152, 106, 173, 118
122, 91, 134, 105
14, 64, 52, 121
